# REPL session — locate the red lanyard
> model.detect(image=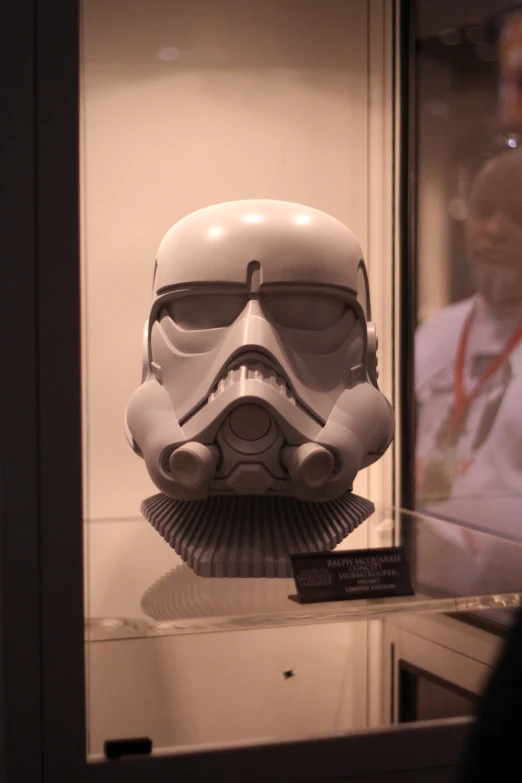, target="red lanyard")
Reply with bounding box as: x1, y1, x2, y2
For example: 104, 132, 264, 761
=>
451, 306, 522, 434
